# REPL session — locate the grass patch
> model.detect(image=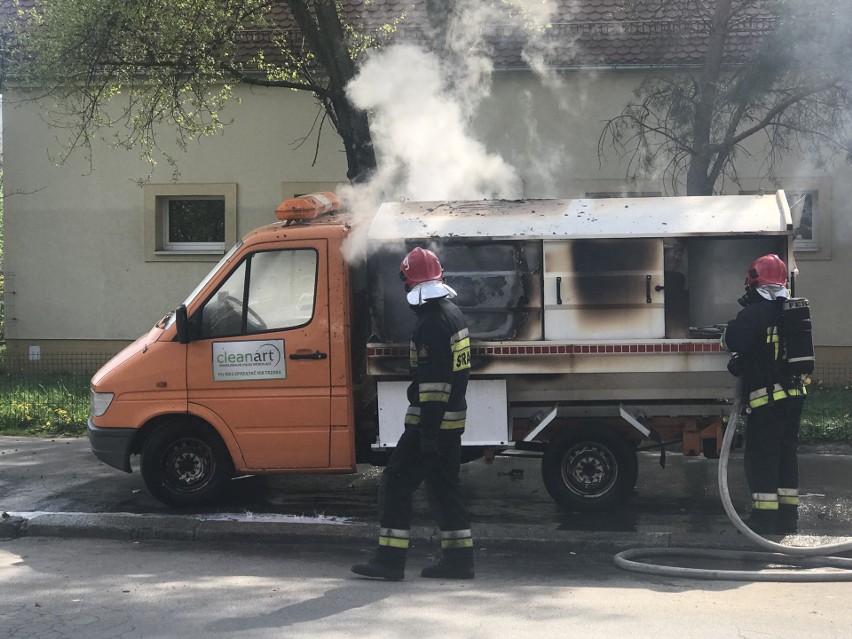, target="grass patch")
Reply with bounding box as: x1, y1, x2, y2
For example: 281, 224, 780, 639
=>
0, 357, 850, 442
799, 383, 852, 444
0, 372, 90, 437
